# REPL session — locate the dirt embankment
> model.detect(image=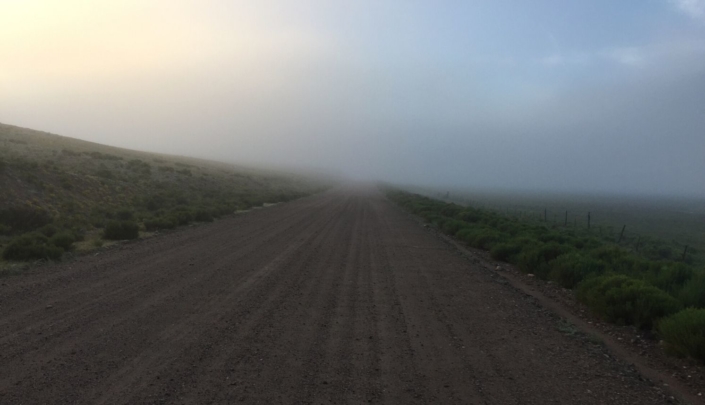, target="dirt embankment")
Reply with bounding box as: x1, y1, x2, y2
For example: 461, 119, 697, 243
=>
0, 187, 681, 404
